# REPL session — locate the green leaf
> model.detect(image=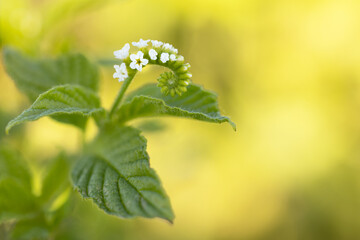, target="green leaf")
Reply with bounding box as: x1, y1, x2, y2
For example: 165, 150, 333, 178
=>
6, 85, 104, 133
0, 179, 37, 223
72, 126, 174, 222
10, 215, 49, 240
2, 47, 99, 100
0, 111, 25, 140
2, 47, 99, 129
114, 84, 236, 130
0, 147, 32, 191
40, 154, 70, 206
0, 147, 37, 222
